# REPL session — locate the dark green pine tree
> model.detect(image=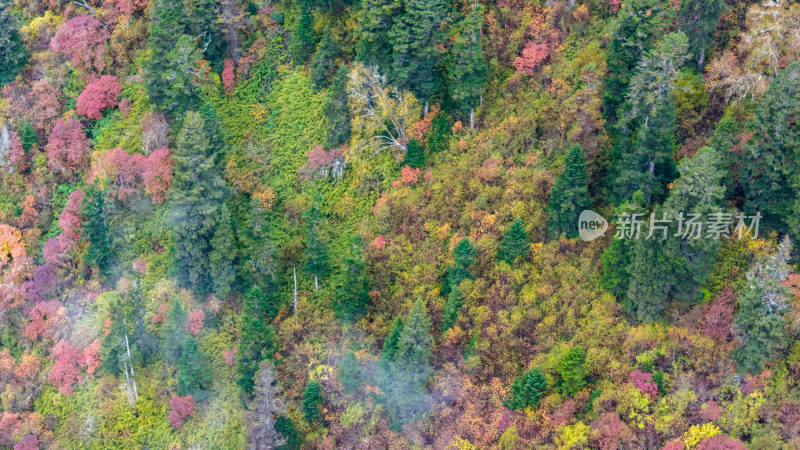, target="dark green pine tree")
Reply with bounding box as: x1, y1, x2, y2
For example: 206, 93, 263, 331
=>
547, 144, 591, 239
18, 123, 38, 152
302, 379, 324, 423
678, 0, 727, 67
237, 288, 278, 397
384, 299, 433, 429
602, 0, 670, 124
626, 234, 669, 323
599, 190, 646, 300
497, 219, 529, 264
740, 63, 800, 245
403, 139, 425, 168
169, 111, 228, 295
177, 336, 201, 397
558, 346, 587, 396
376, 315, 404, 396
209, 204, 237, 299
355, 0, 401, 75
441, 286, 463, 332
0, 4, 27, 87
290, 0, 317, 64
447, 4, 486, 128
442, 237, 477, 297
338, 350, 362, 394
303, 200, 329, 291
323, 66, 352, 149
335, 236, 371, 320
80, 184, 112, 277
185, 0, 226, 71
504, 367, 547, 411
146, 0, 190, 111
661, 146, 725, 304
310, 28, 341, 89
610, 32, 687, 205
426, 111, 450, 154
389, 0, 449, 107
734, 238, 793, 374
161, 298, 187, 365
